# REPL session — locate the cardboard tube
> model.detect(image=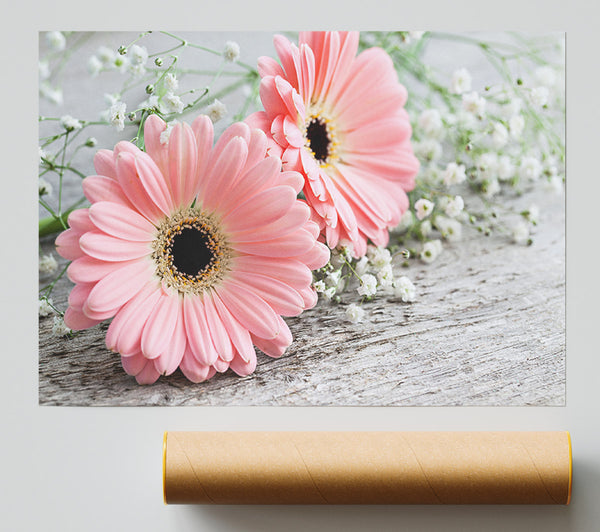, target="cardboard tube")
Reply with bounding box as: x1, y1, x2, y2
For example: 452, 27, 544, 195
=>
163, 431, 572, 505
